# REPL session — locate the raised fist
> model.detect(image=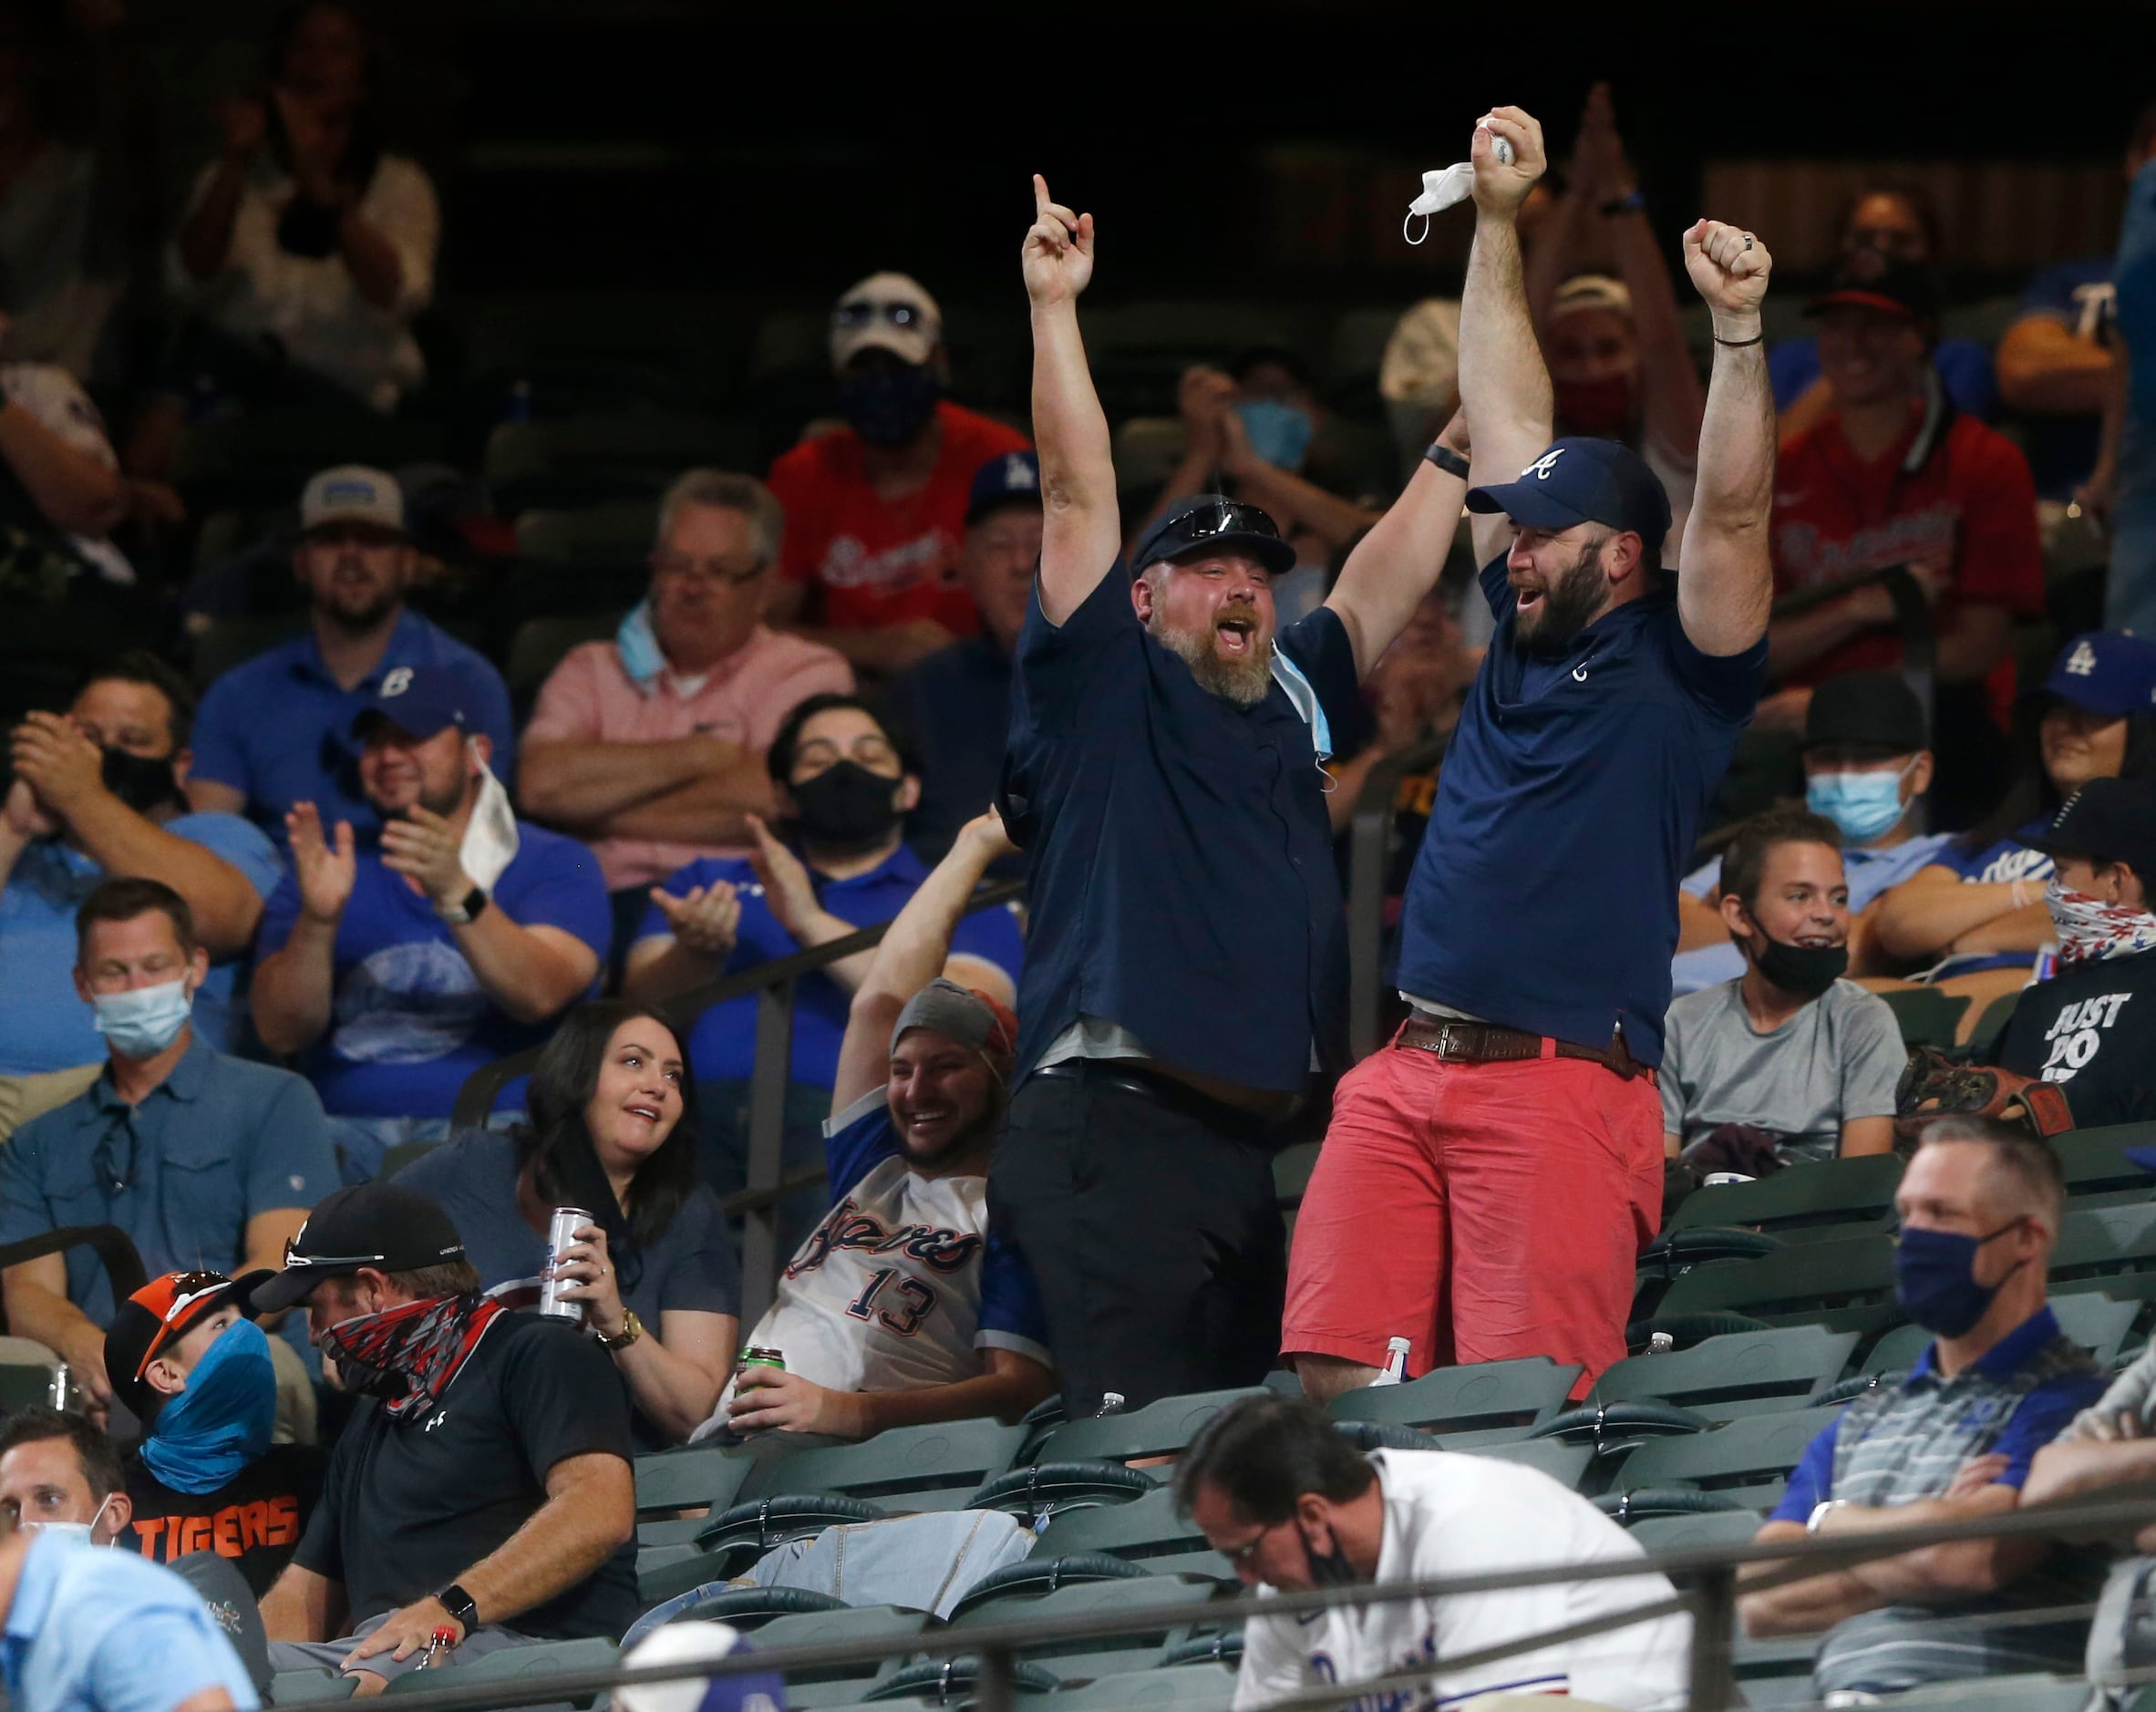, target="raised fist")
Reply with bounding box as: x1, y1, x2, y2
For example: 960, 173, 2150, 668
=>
1685, 220, 1772, 319
1470, 106, 1546, 216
